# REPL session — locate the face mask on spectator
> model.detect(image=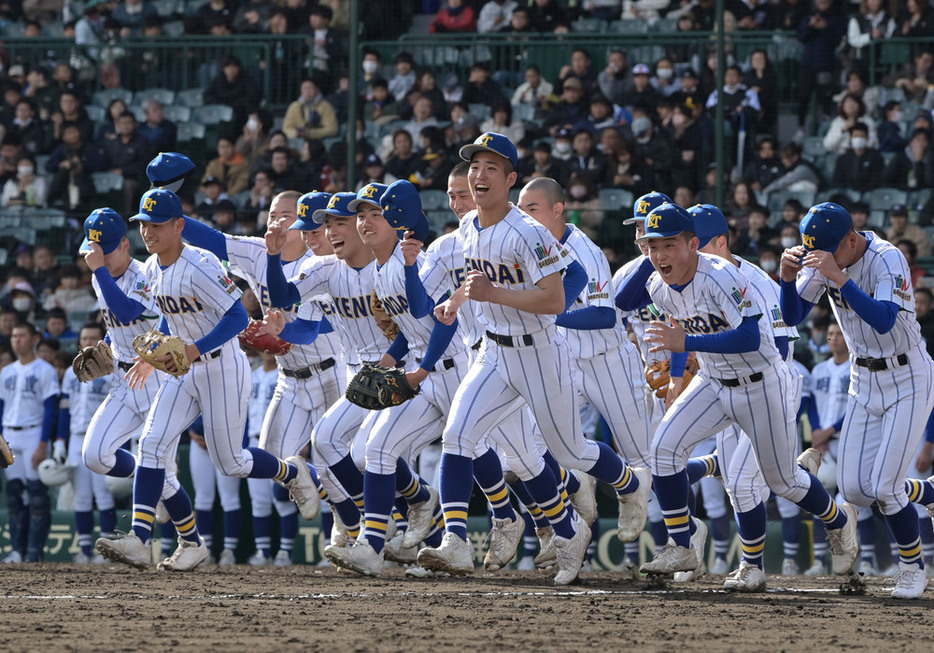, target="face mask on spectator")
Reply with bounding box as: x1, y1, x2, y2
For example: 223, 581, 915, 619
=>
657, 68, 673, 80
554, 142, 571, 155
759, 259, 778, 273
892, 111, 904, 122
569, 184, 588, 200
363, 60, 379, 75
12, 297, 32, 312
18, 165, 33, 177
781, 236, 797, 249
851, 137, 867, 150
